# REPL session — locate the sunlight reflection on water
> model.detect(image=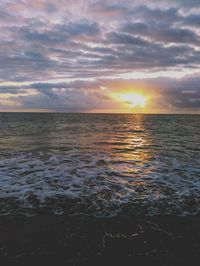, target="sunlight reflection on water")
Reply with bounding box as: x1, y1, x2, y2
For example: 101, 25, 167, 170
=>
0, 113, 200, 216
